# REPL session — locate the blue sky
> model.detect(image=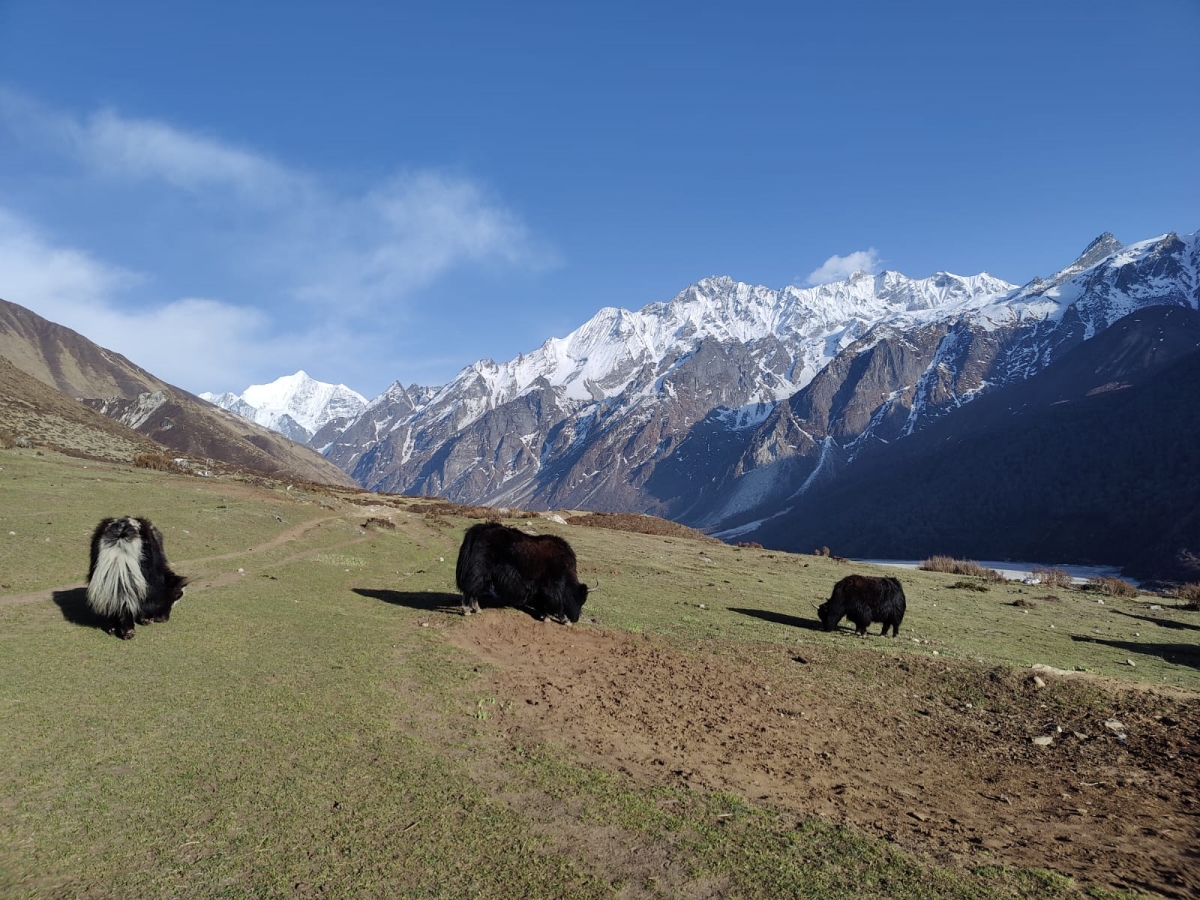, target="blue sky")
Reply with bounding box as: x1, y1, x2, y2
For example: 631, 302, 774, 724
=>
1, 1, 1196, 399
